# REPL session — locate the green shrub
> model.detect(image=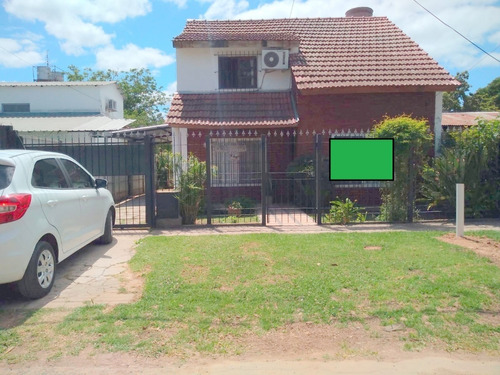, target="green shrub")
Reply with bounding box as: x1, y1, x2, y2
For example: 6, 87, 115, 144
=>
422, 118, 500, 217
326, 198, 366, 225
177, 154, 207, 225
371, 115, 433, 222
